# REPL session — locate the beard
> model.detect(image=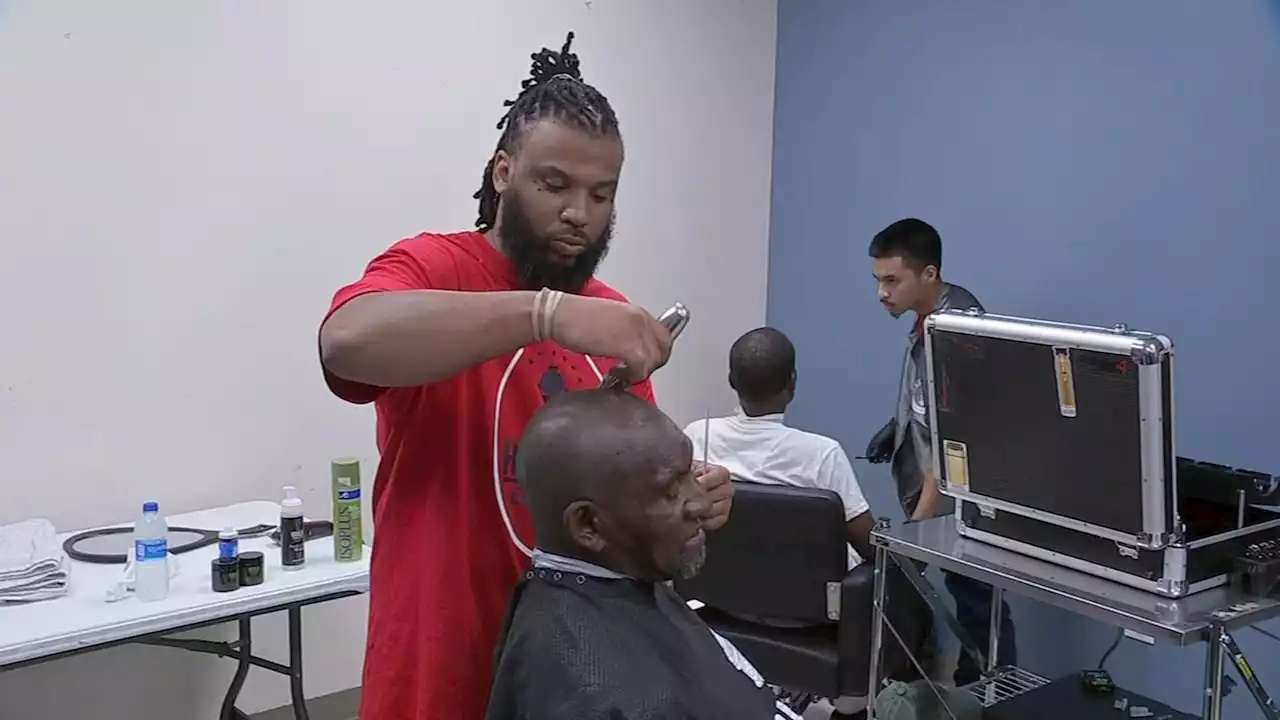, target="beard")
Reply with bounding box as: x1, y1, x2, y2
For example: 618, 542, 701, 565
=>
676, 531, 708, 580
496, 189, 613, 293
